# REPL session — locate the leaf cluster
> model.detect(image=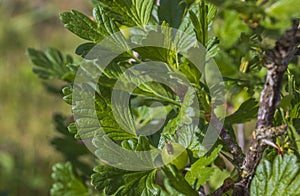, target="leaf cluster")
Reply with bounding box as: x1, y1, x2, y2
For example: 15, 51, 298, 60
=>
27, 0, 300, 195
